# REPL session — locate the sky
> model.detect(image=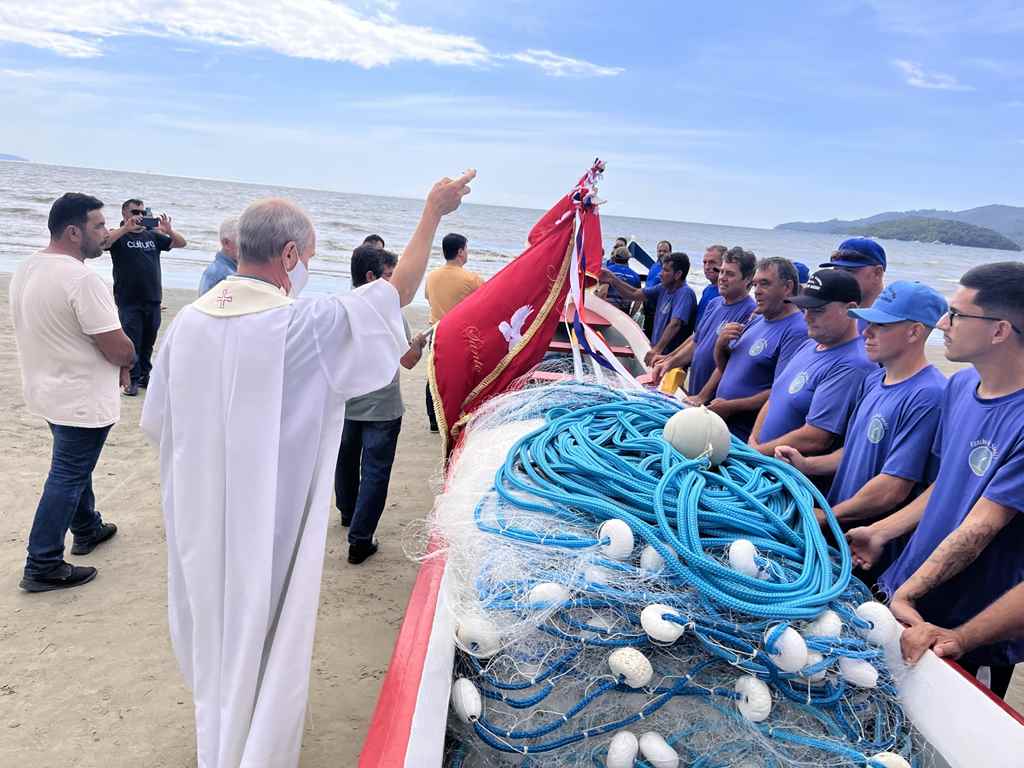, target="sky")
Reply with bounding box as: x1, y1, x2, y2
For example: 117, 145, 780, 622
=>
0, 0, 1022, 228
